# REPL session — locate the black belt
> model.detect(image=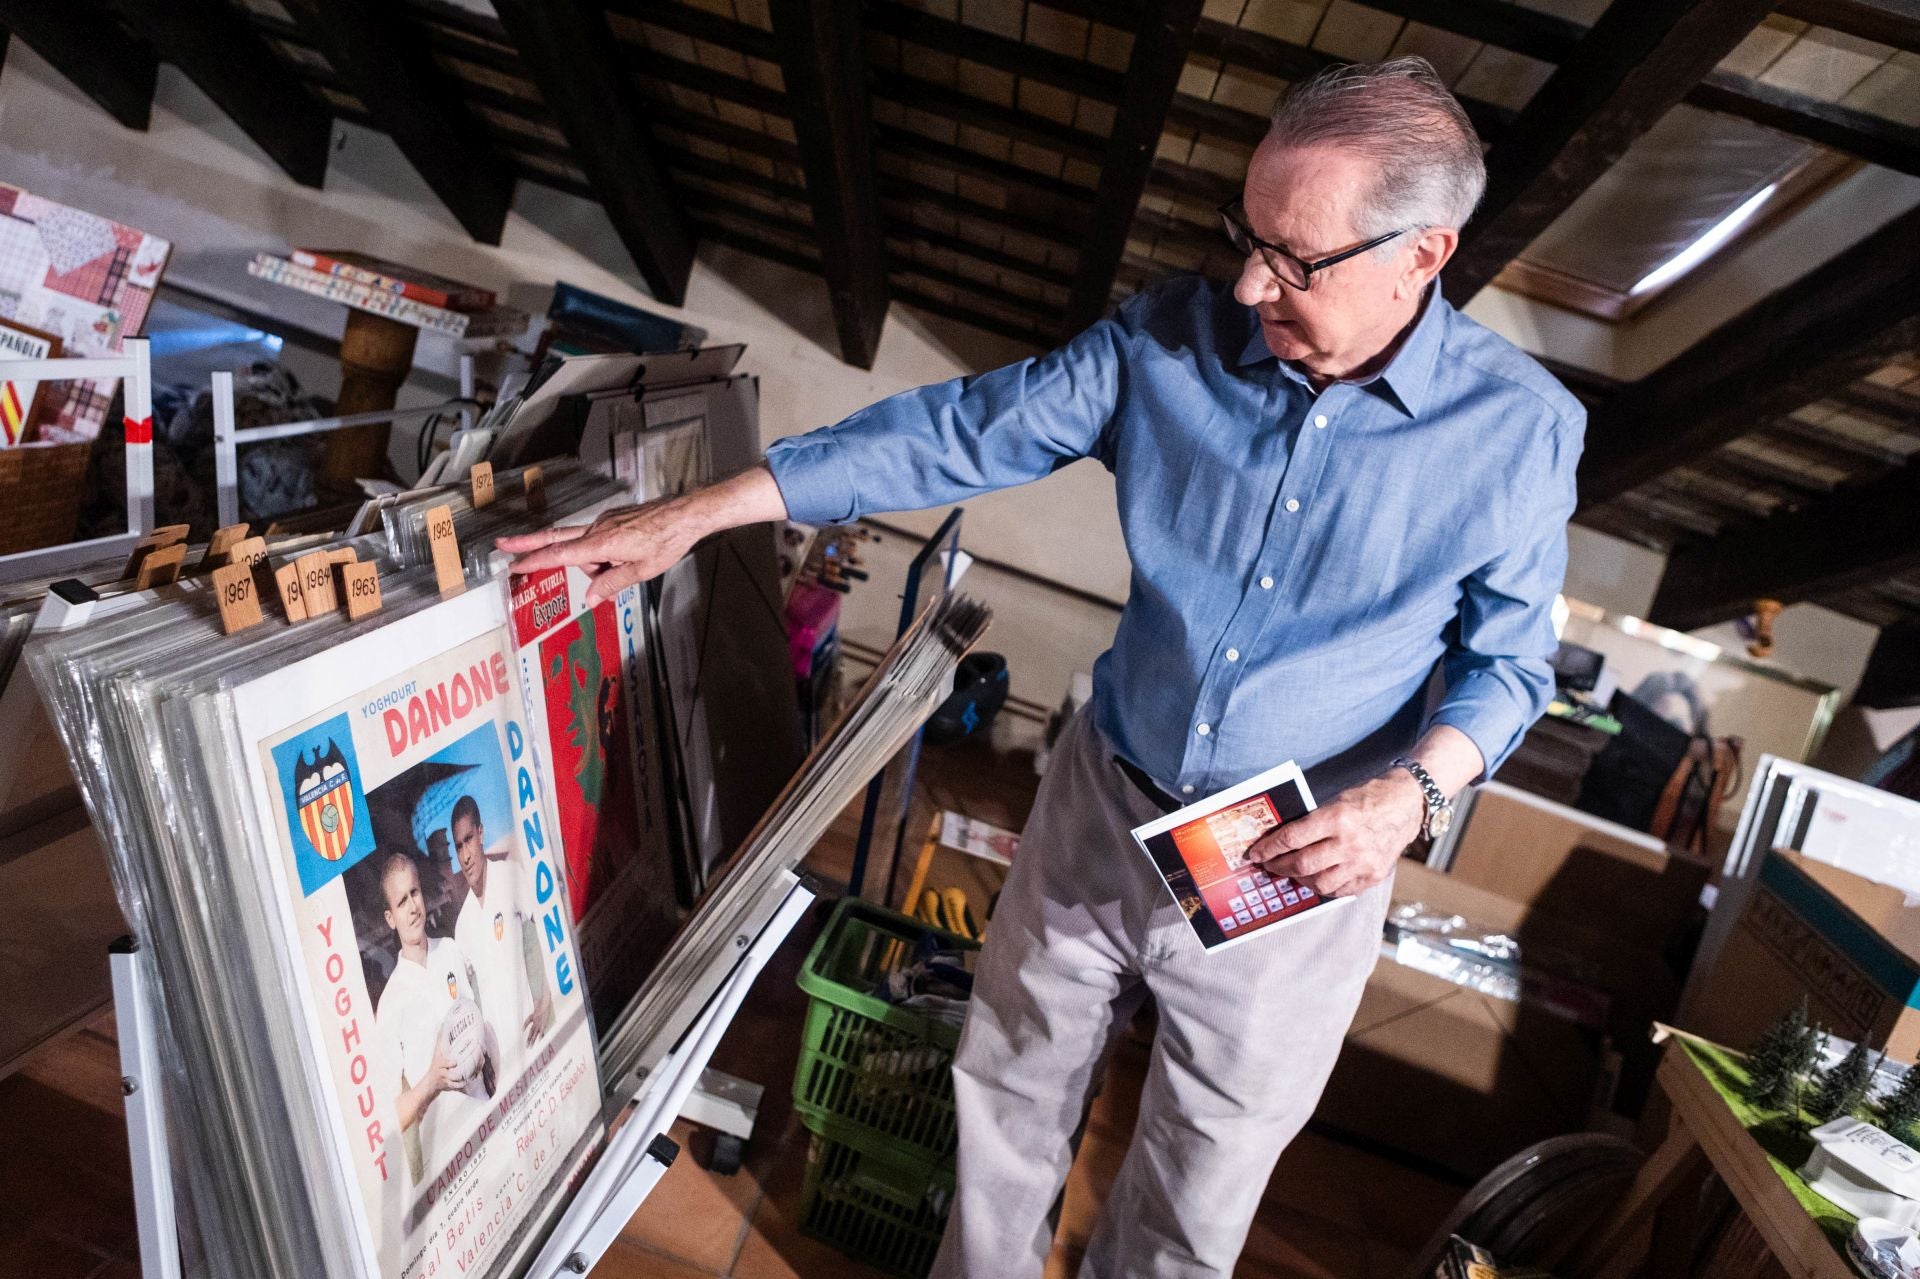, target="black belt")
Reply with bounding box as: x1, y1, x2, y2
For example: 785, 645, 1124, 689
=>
1113, 754, 1181, 814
